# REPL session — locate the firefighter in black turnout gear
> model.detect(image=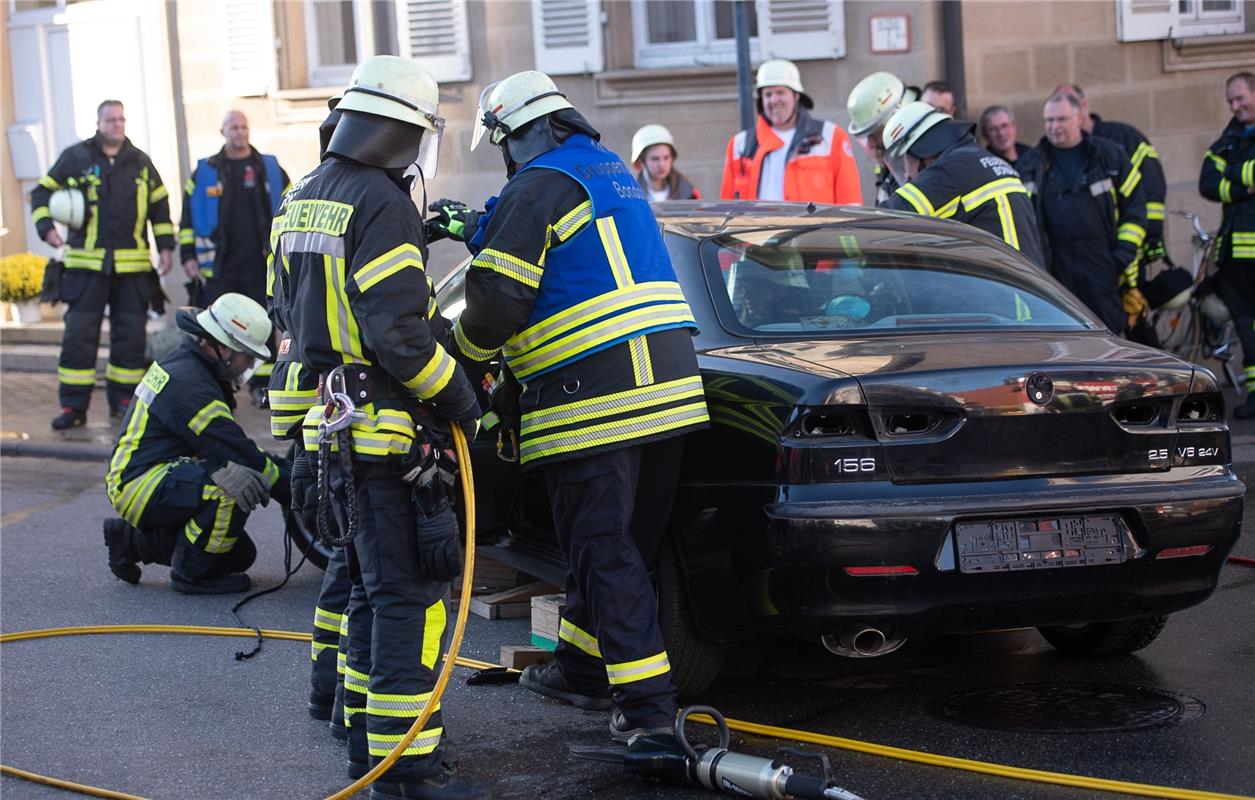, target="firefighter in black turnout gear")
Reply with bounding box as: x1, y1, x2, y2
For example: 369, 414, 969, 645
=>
102, 293, 289, 594
1017, 93, 1148, 335
1201, 72, 1255, 417
880, 101, 1045, 268
434, 70, 709, 752
269, 56, 485, 800
30, 100, 175, 429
